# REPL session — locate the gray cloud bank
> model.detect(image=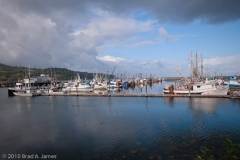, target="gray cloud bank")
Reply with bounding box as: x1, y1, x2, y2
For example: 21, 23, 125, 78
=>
0, 0, 239, 74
